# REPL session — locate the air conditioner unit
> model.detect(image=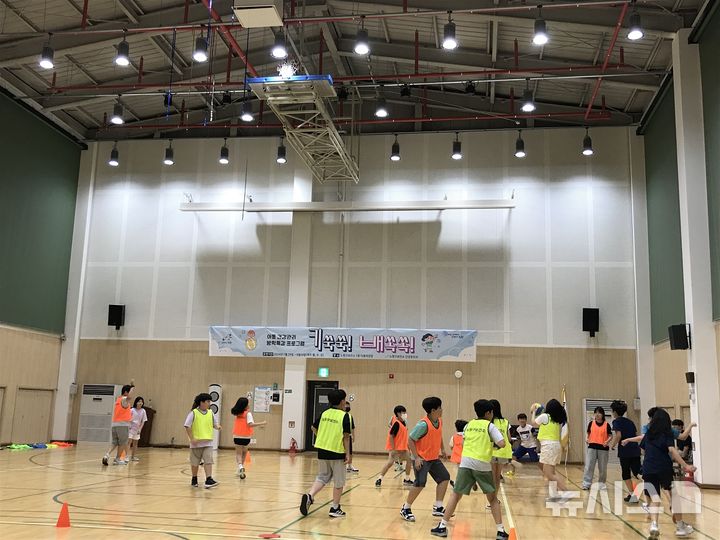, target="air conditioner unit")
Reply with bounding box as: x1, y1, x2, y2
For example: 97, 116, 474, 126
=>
78, 384, 123, 445
232, 0, 284, 27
